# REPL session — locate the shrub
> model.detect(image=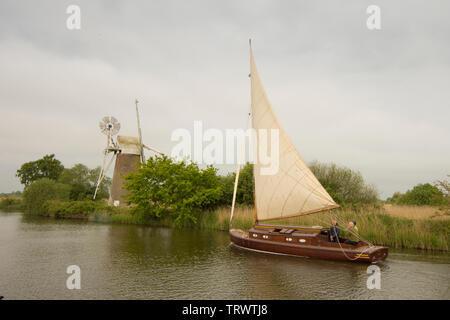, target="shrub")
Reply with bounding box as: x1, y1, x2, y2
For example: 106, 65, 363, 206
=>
22, 178, 70, 215
387, 183, 446, 206
219, 163, 254, 206
309, 161, 379, 207
0, 197, 24, 211
43, 200, 113, 218
125, 155, 223, 226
